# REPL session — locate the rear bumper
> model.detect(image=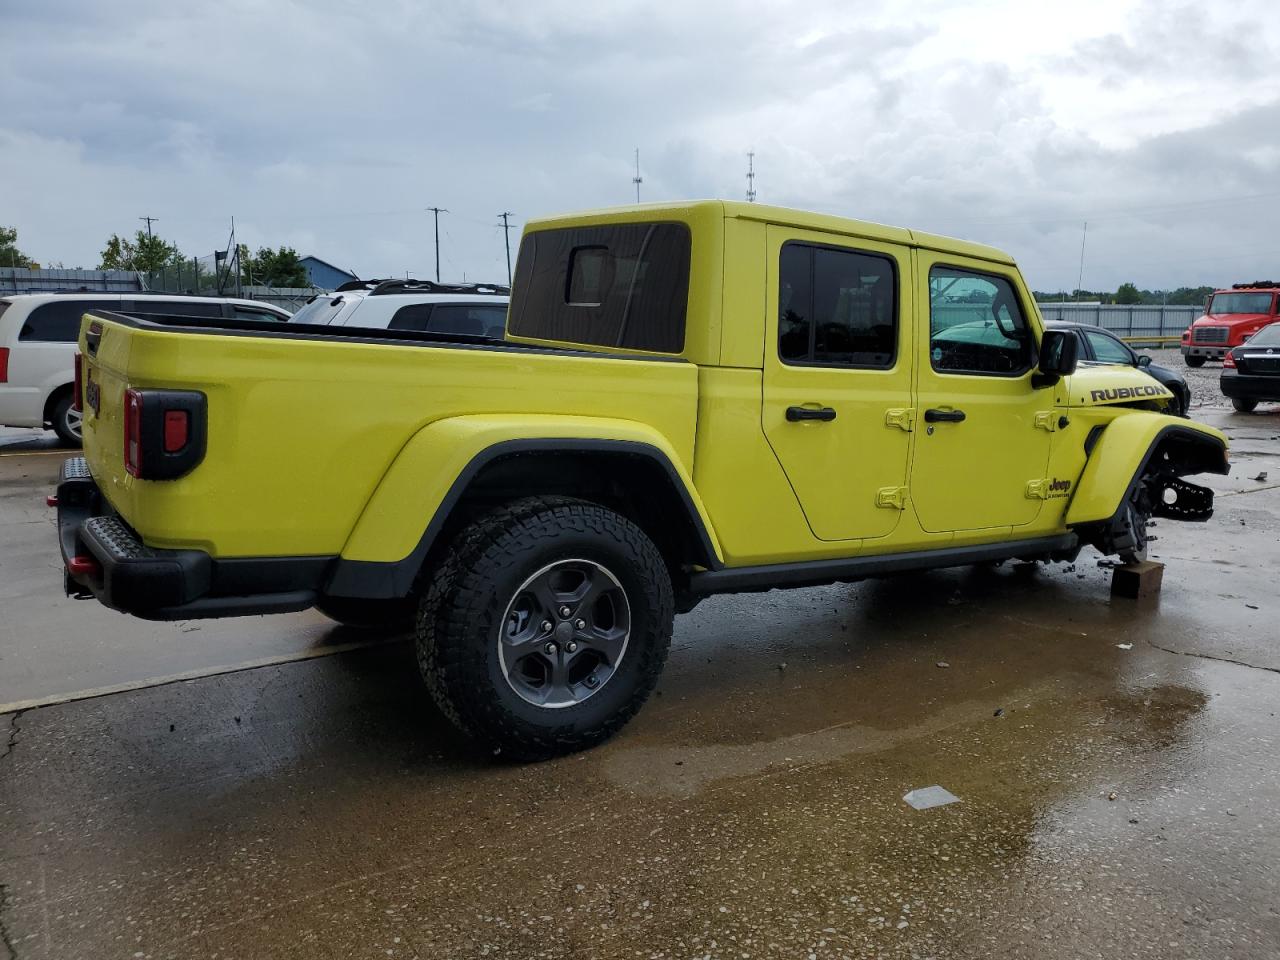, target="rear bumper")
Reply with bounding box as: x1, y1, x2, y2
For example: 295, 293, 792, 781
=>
1220, 372, 1280, 402
56, 457, 331, 620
